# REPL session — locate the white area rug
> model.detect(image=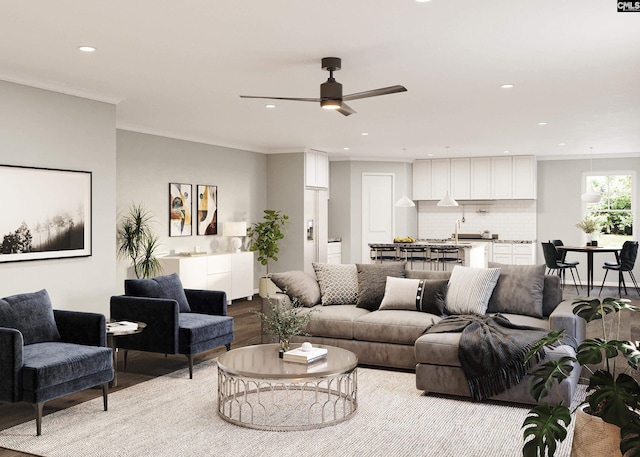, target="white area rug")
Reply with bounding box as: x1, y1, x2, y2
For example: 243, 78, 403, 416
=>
0, 359, 579, 457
